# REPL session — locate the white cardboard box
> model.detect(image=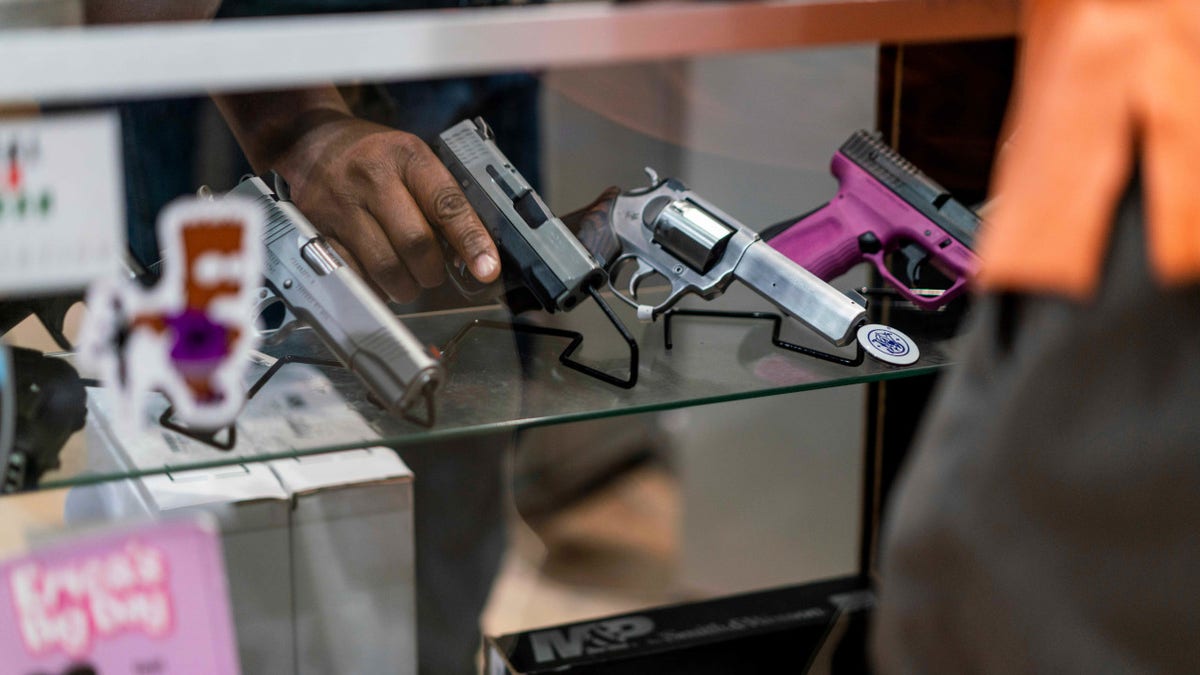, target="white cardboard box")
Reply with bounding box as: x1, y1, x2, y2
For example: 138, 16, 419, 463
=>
272, 449, 416, 675
78, 390, 295, 673
74, 363, 416, 674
